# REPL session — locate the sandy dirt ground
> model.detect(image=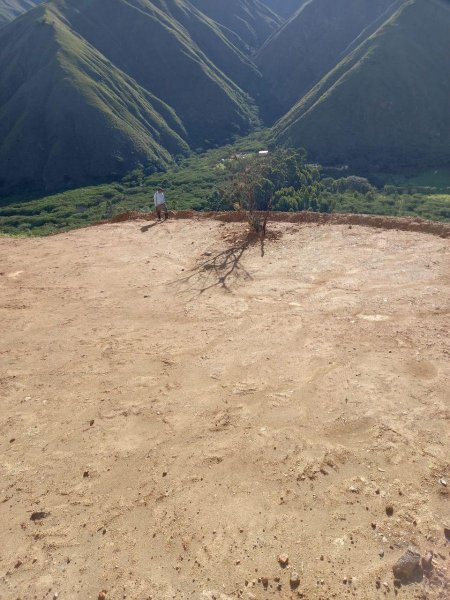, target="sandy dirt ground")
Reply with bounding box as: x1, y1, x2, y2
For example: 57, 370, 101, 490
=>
0, 219, 449, 600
